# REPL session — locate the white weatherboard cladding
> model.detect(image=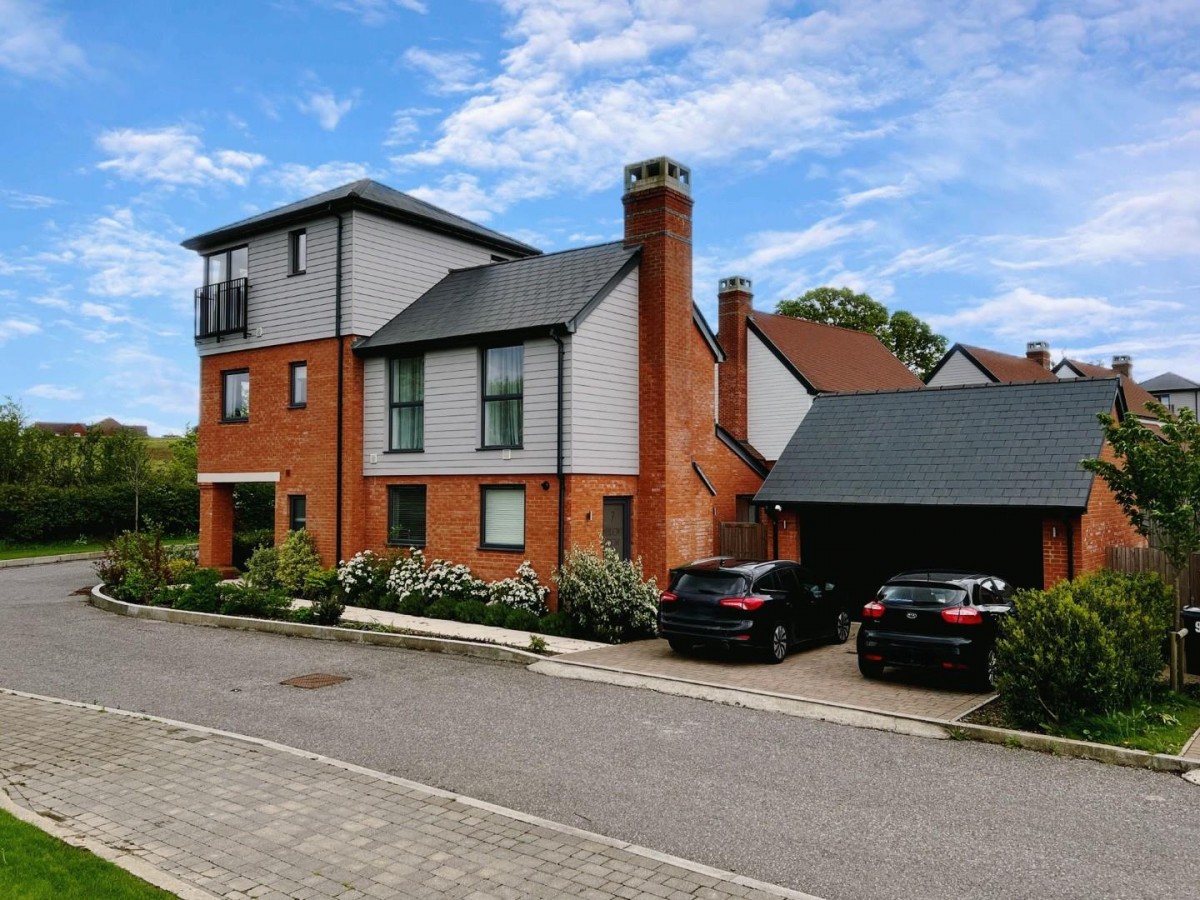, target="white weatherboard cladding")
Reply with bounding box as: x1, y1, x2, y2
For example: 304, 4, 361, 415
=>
927, 349, 991, 387
363, 337, 563, 476
747, 330, 812, 462
197, 216, 348, 357
567, 269, 639, 474
348, 211, 500, 337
